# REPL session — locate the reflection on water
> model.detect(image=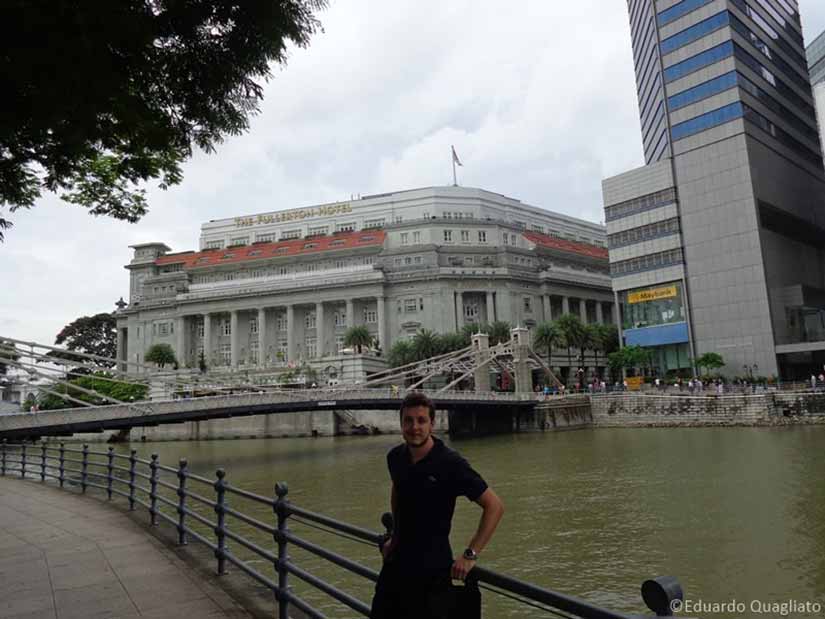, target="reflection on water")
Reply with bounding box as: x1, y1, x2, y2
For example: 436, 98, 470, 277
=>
119, 426, 825, 618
